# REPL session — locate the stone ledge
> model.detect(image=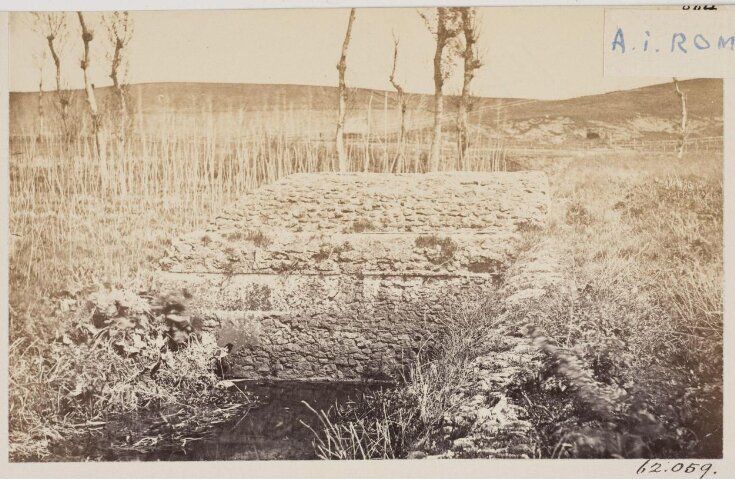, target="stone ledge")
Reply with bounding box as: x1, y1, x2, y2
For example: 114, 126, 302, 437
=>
158, 171, 550, 380
211, 171, 549, 235
161, 231, 521, 276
